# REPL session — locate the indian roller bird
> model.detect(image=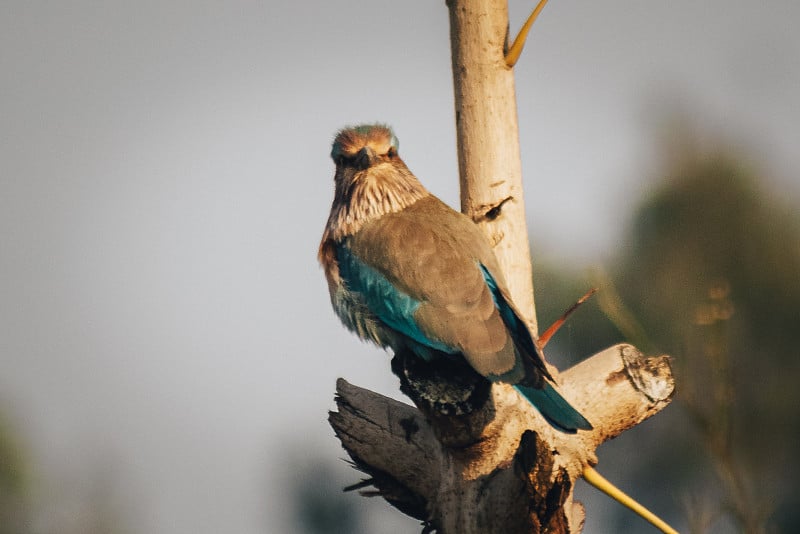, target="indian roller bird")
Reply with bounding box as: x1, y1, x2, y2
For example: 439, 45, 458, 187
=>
319, 124, 592, 433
